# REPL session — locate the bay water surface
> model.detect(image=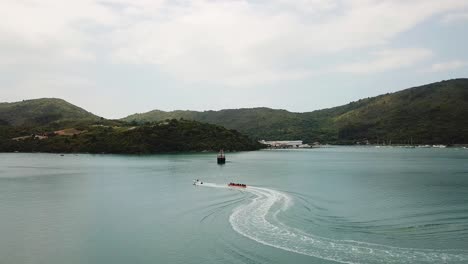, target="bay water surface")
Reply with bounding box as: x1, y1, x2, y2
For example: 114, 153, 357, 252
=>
1, 147, 468, 264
